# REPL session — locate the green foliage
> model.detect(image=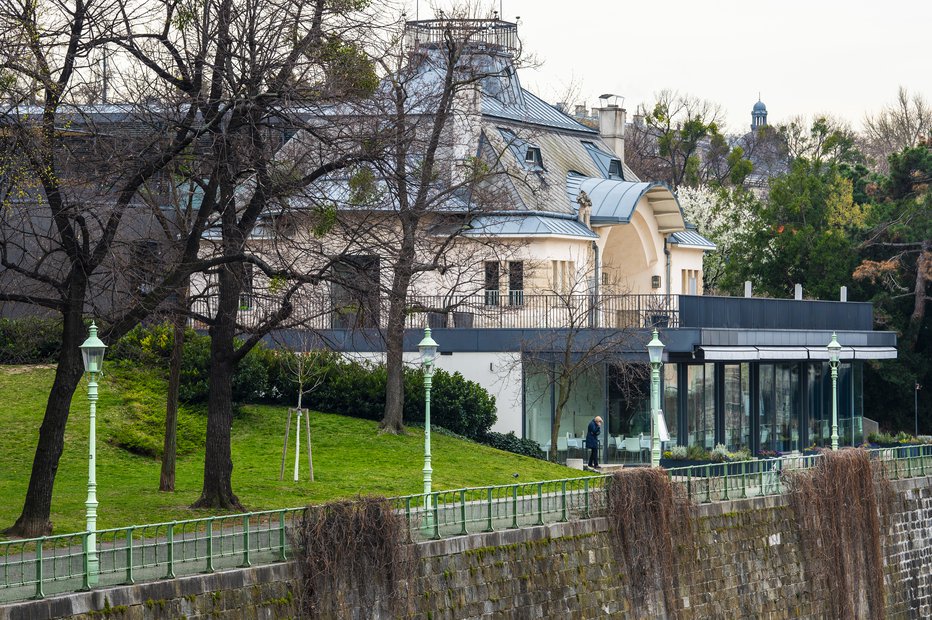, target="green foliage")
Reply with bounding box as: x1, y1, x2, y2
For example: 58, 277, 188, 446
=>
482, 432, 544, 460
110, 324, 269, 404
320, 38, 378, 98
347, 166, 379, 206
0, 366, 574, 533
720, 159, 862, 299
0, 318, 62, 364
106, 363, 206, 458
